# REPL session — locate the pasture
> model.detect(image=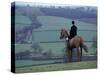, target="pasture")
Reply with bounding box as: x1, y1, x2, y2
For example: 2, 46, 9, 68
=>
15, 15, 97, 56
14, 5, 97, 73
